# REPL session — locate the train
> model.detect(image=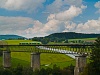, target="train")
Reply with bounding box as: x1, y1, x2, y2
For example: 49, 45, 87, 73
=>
19, 41, 42, 45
